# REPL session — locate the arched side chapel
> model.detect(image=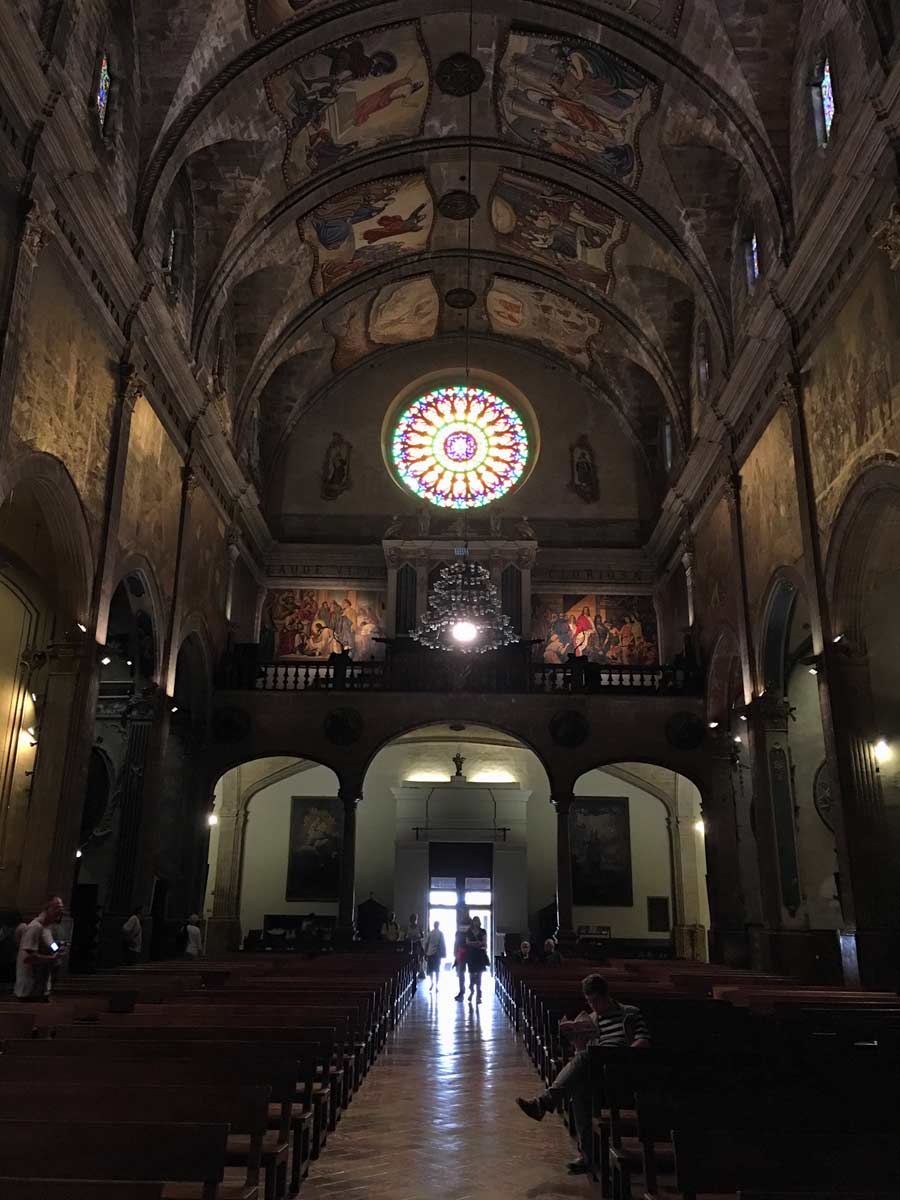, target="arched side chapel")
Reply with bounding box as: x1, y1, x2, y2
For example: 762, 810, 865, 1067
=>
0, 0, 898, 987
